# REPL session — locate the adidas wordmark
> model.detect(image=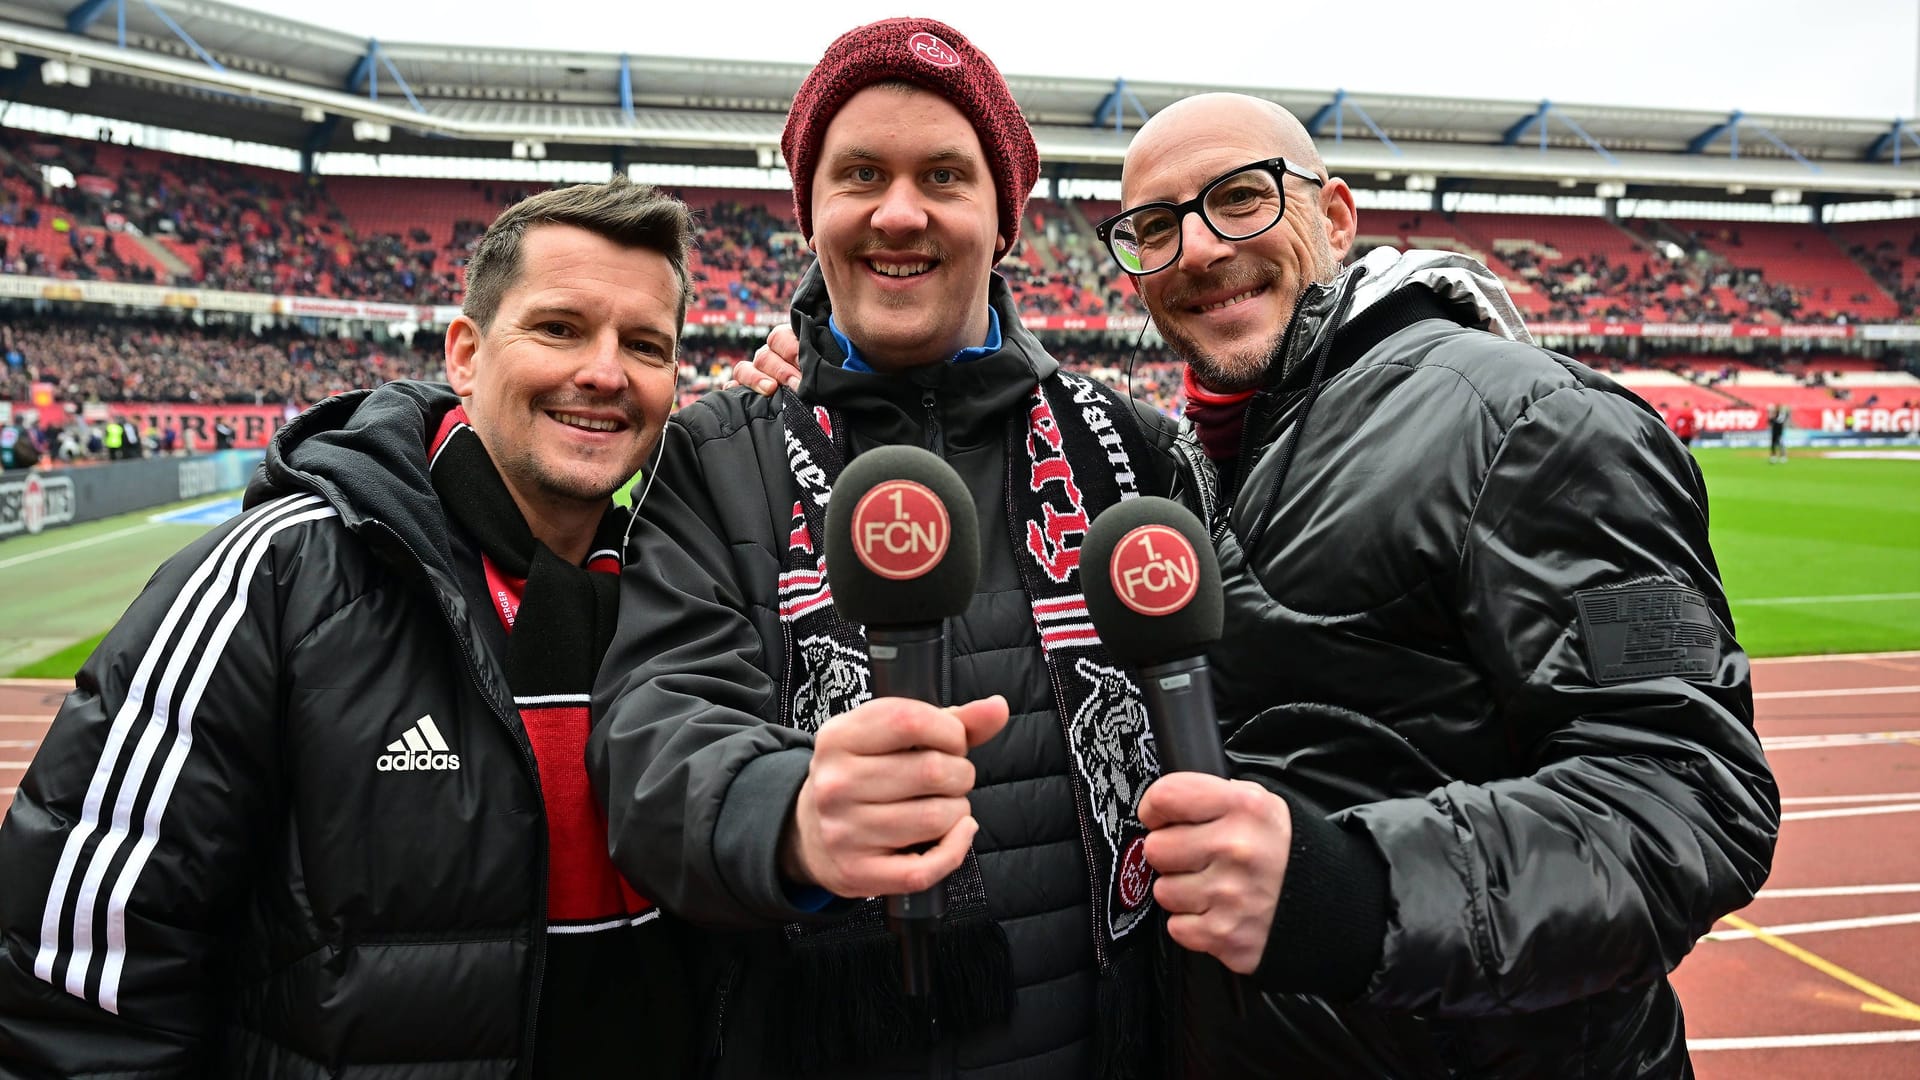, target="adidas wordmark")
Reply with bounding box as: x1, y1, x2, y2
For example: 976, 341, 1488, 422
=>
377, 715, 462, 772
